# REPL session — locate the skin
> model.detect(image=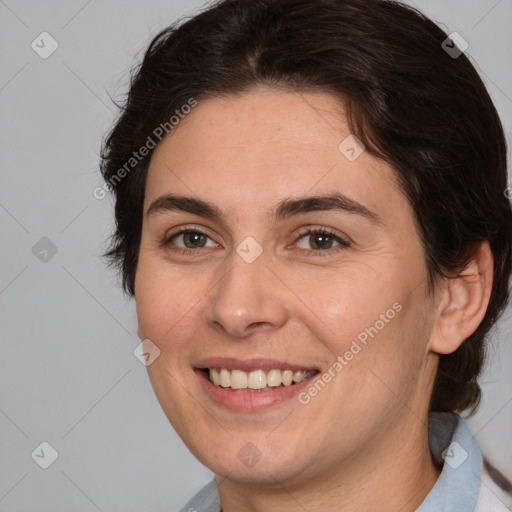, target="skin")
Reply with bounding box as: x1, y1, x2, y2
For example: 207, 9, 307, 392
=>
134, 87, 493, 511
